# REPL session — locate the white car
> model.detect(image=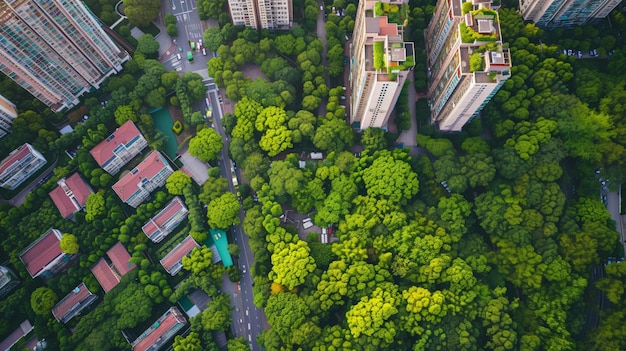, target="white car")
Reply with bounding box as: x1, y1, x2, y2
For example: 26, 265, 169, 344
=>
242, 265, 246, 274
